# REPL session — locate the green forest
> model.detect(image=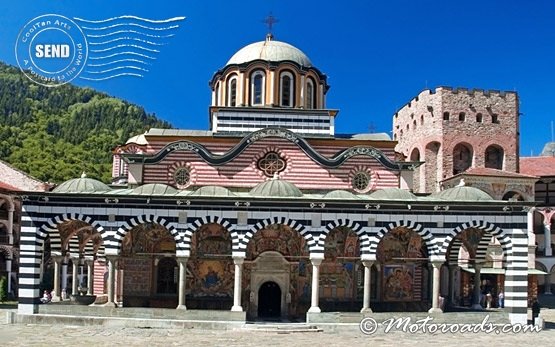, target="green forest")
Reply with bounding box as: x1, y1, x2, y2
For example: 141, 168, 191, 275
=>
0, 62, 171, 183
